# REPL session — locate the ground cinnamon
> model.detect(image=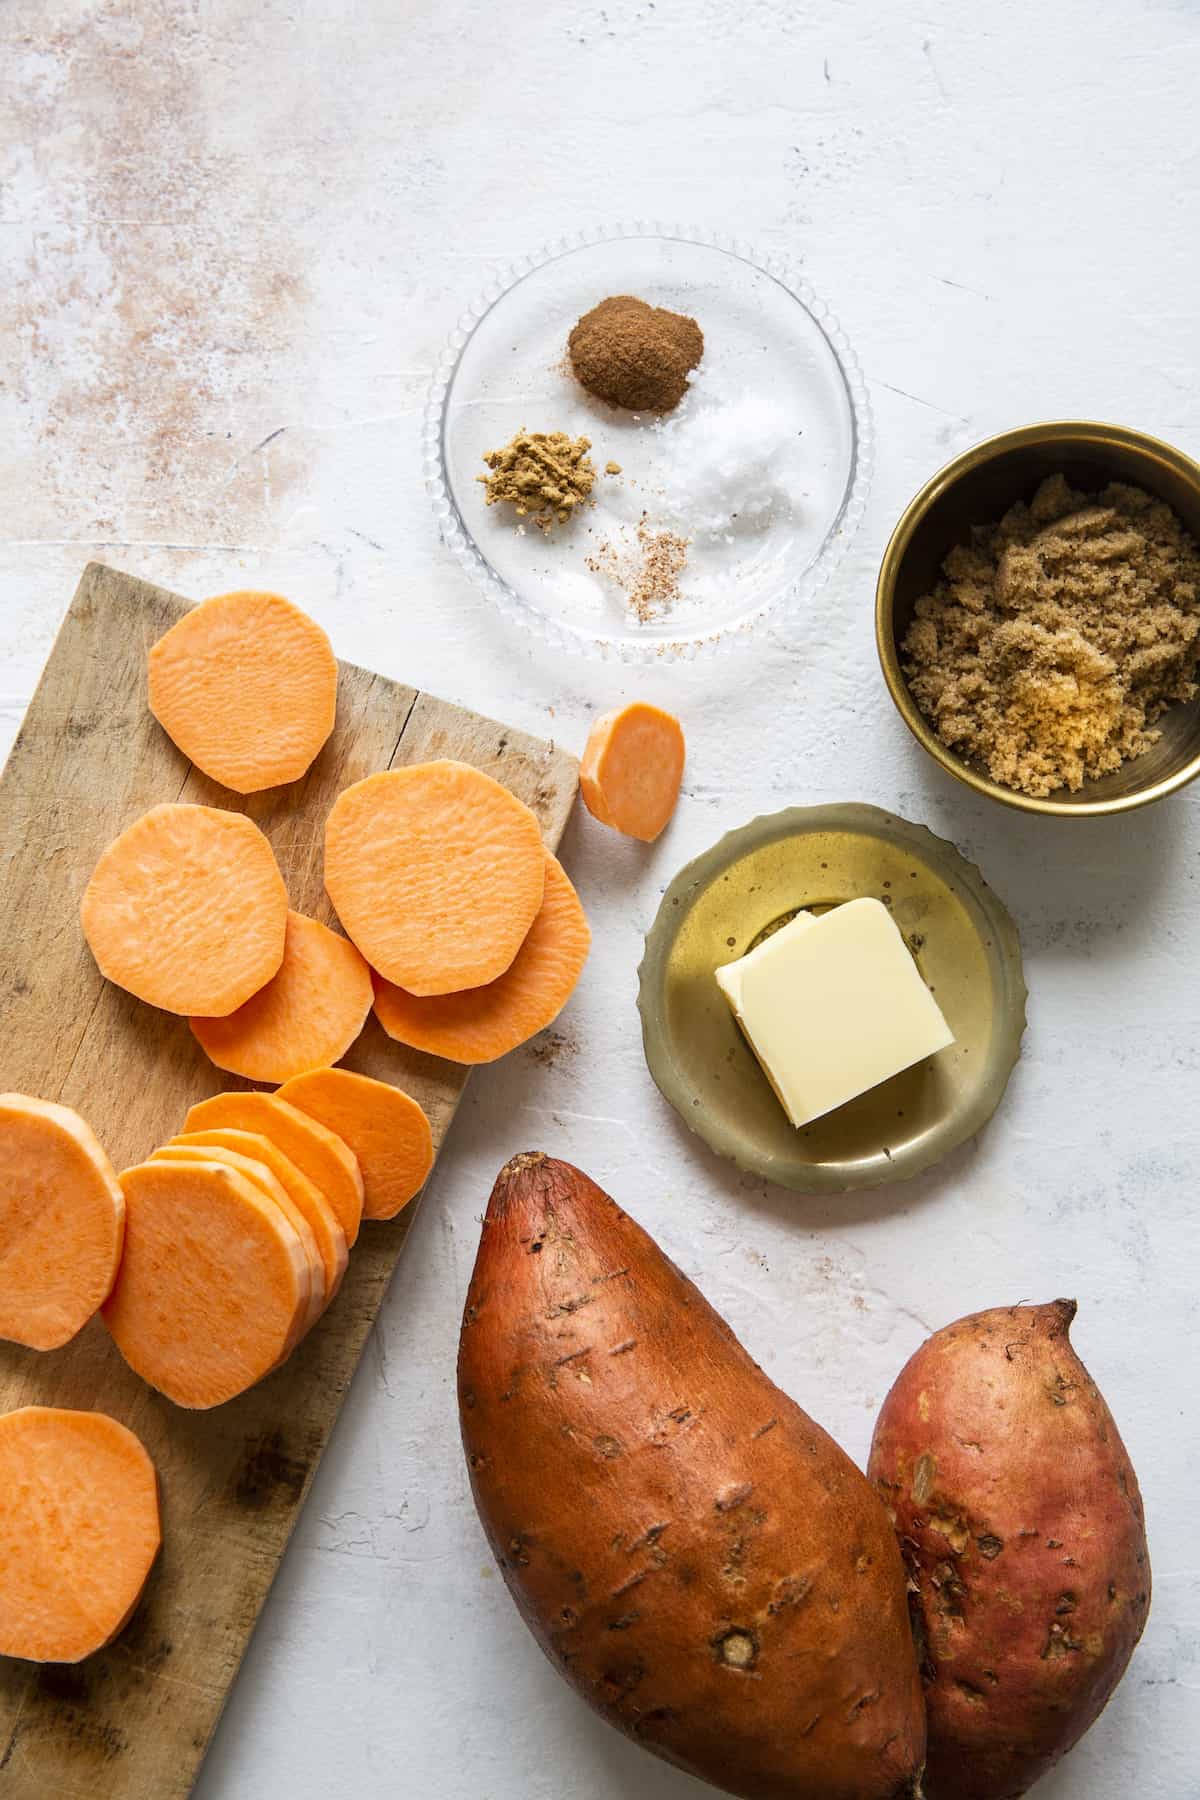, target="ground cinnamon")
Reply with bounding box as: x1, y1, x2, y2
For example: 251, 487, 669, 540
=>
568, 295, 703, 413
